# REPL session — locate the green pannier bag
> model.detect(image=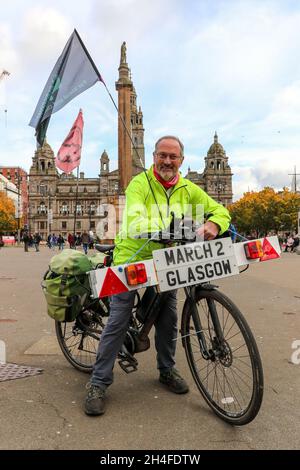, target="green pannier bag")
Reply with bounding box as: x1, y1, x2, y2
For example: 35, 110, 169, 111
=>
87, 252, 106, 269
42, 249, 93, 322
